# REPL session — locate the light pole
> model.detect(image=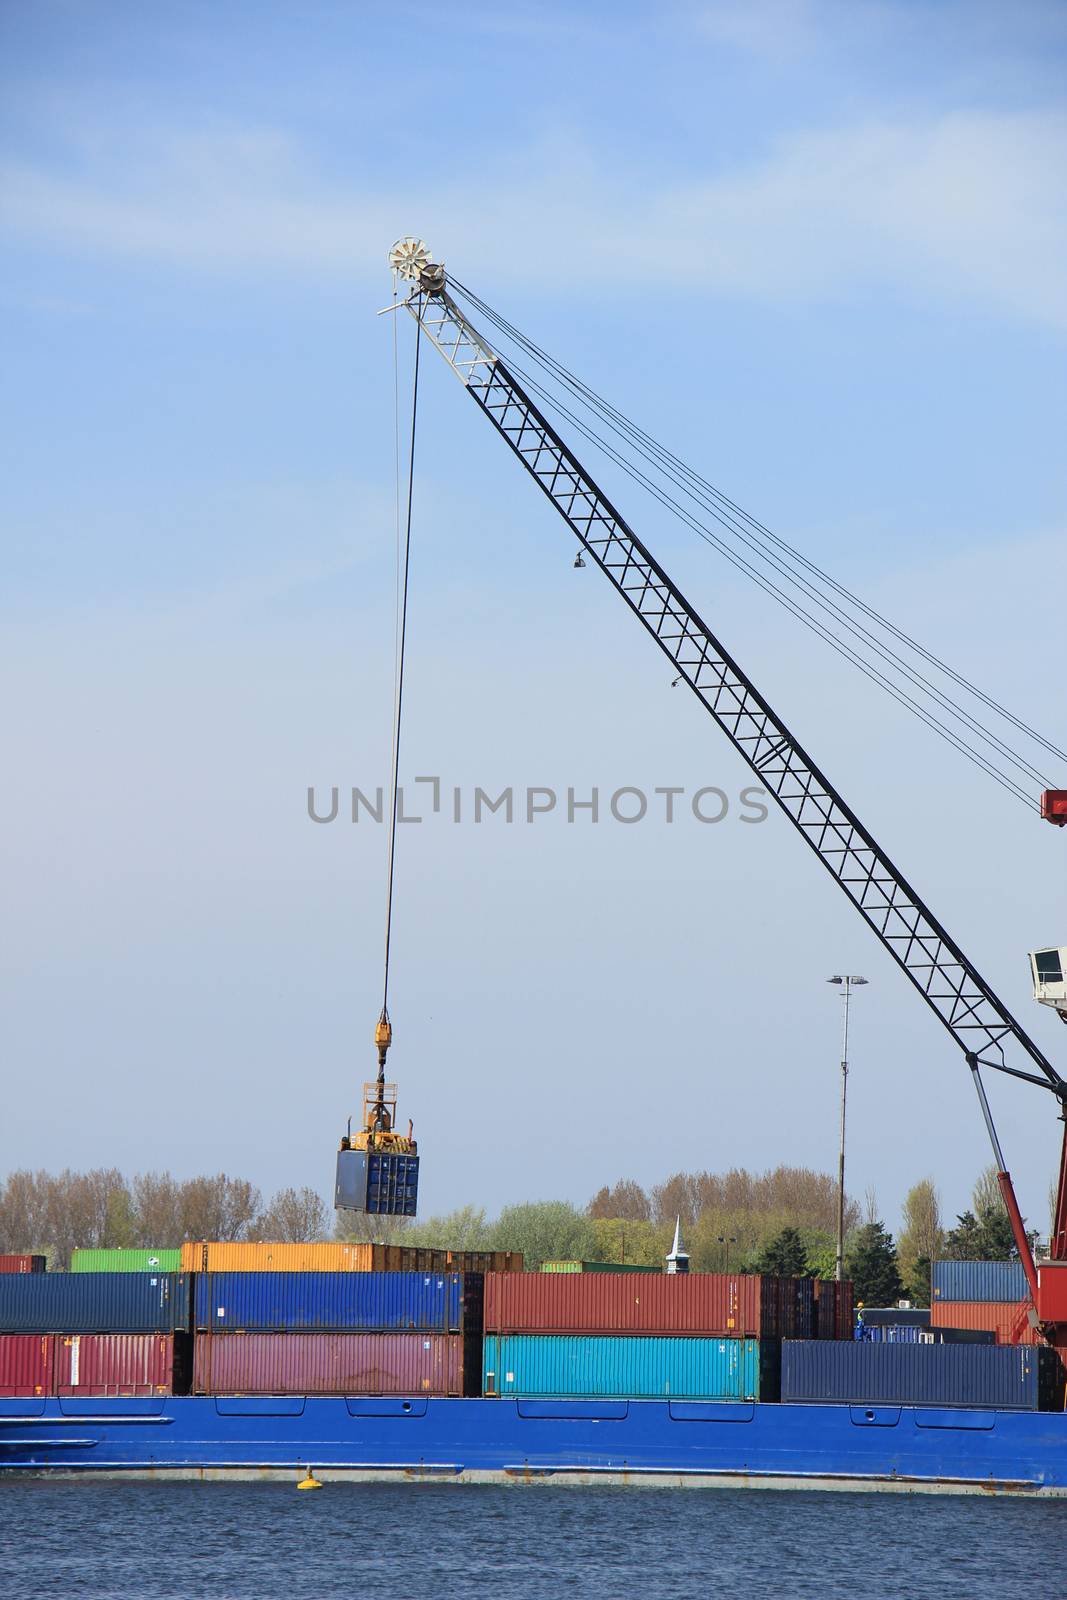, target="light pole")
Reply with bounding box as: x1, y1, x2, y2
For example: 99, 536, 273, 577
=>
827, 975, 868, 1282
717, 1235, 737, 1272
